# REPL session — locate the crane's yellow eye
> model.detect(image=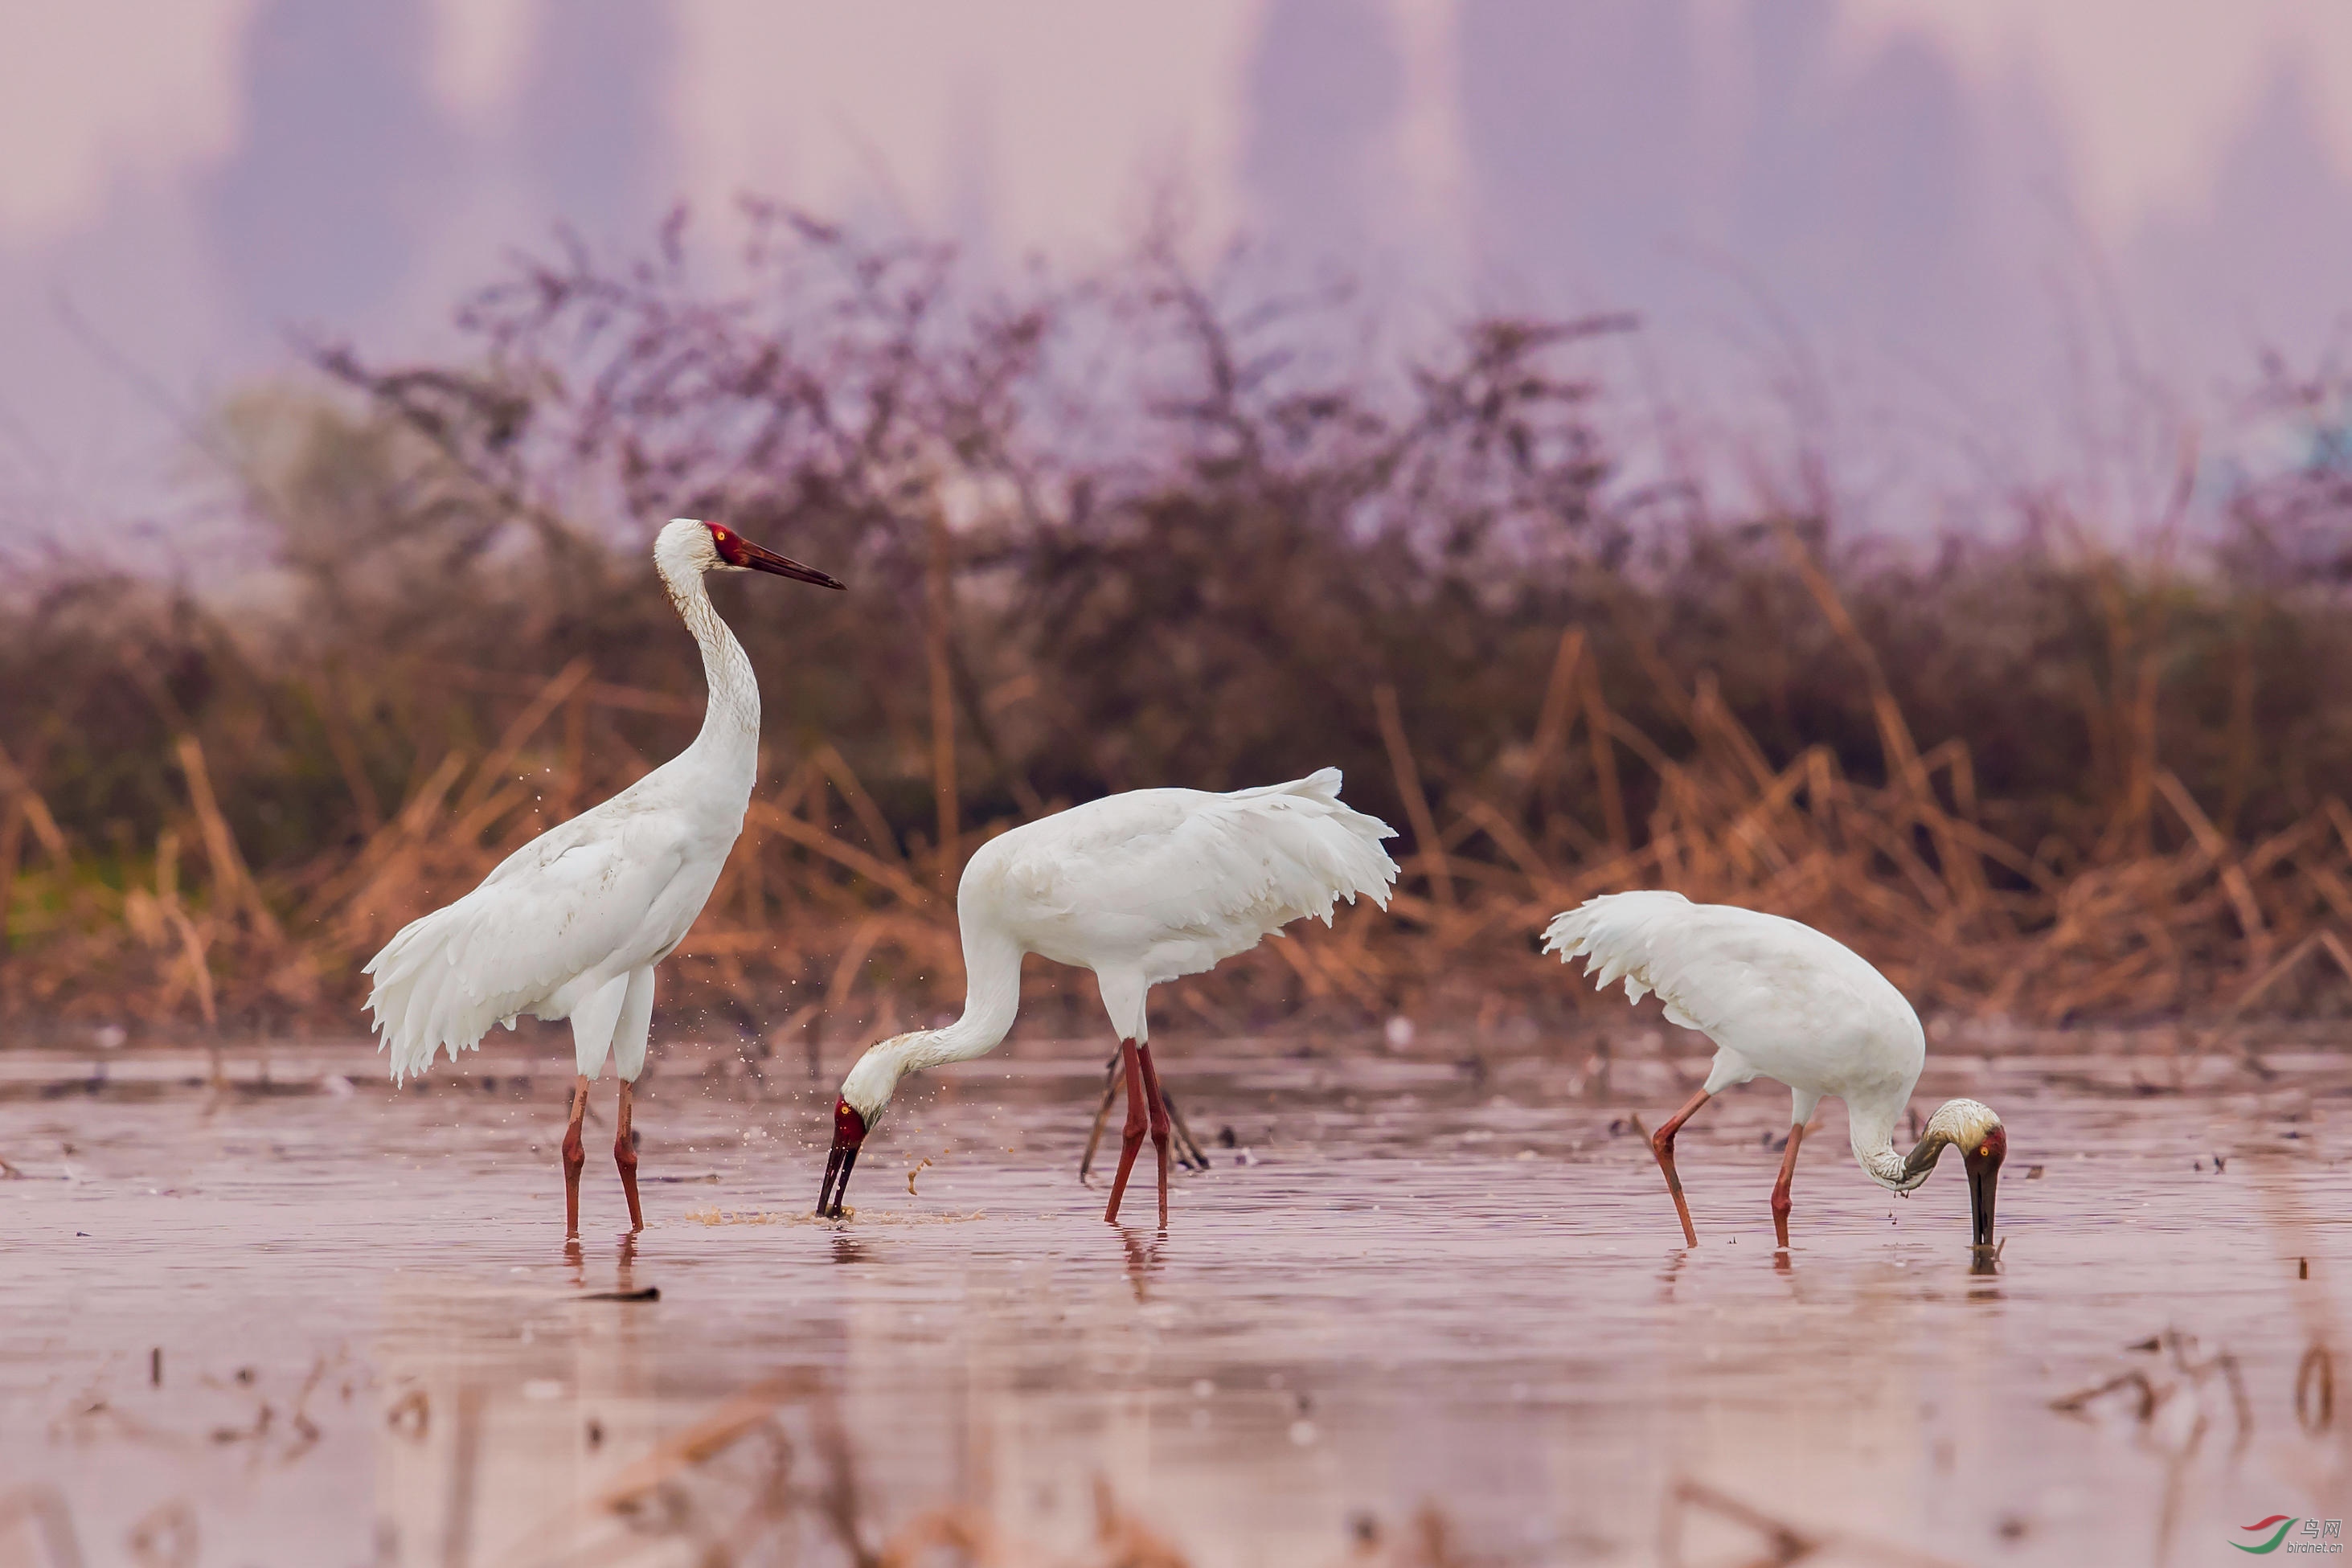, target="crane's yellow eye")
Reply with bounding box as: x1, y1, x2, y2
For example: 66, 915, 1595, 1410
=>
1977, 1144, 1990, 1157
